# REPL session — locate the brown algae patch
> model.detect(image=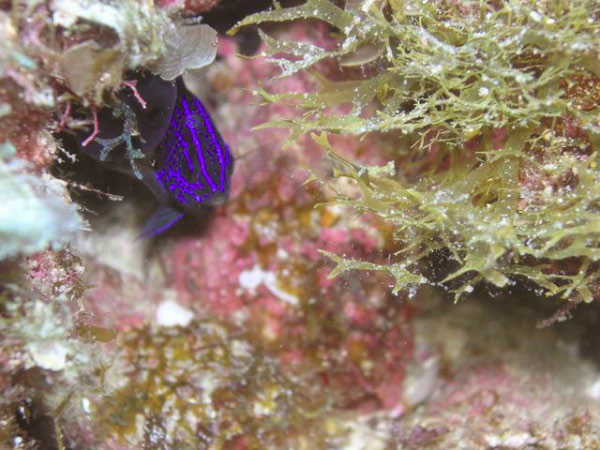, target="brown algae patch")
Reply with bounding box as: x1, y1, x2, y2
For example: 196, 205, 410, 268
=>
97, 320, 333, 448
